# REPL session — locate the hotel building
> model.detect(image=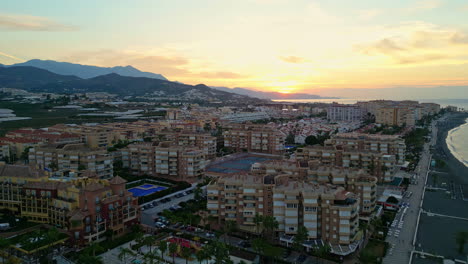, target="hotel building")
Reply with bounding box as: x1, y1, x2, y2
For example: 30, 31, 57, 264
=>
0, 164, 139, 245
